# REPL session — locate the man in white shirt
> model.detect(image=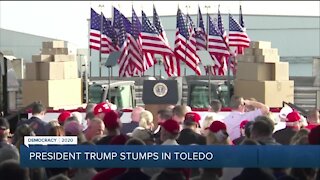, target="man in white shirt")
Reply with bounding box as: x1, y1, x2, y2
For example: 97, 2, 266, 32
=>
223, 96, 269, 141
